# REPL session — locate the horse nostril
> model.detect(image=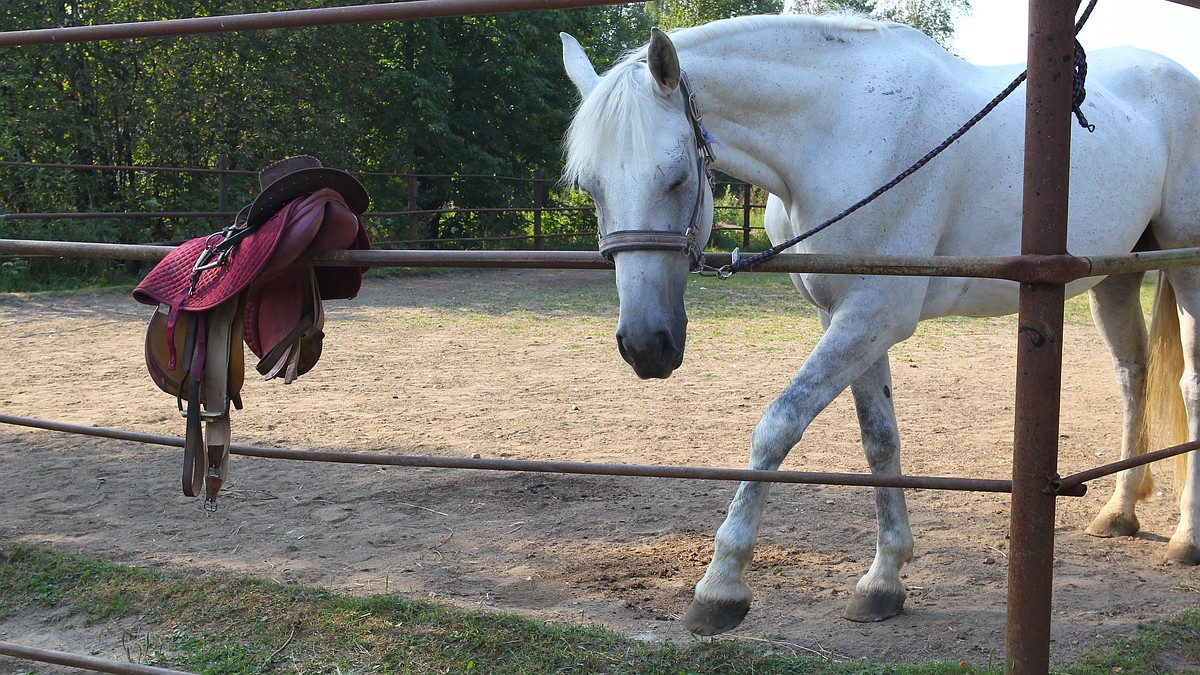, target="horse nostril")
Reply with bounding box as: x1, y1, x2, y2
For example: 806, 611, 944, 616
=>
654, 330, 673, 356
